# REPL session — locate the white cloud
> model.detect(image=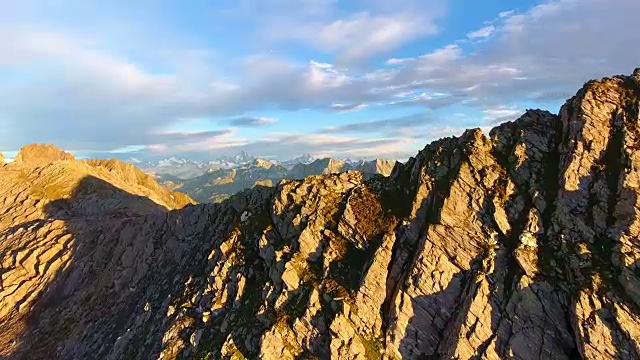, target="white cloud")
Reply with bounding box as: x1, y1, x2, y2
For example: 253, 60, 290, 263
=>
386, 44, 462, 67
482, 107, 522, 124
239, 132, 420, 159
171, 135, 250, 153
228, 117, 278, 127
139, 129, 421, 160
303, 12, 438, 63
321, 113, 434, 134
467, 26, 495, 39
380, 0, 640, 109
330, 103, 368, 113
498, 10, 515, 18
0, 28, 176, 93
307, 61, 350, 88
153, 129, 234, 143
263, 0, 447, 64
109, 145, 147, 154
0, 27, 242, 151
386, 58, 412, 65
